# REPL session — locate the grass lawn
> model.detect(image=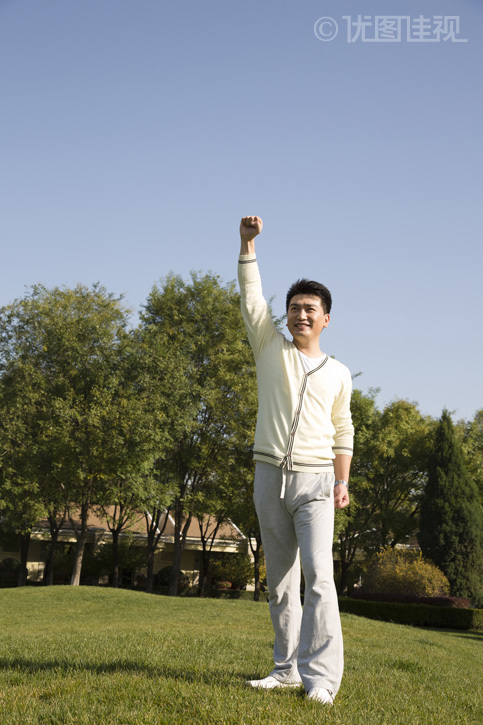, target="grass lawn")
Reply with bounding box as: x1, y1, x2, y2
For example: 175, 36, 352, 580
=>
0, 587, 482, 724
